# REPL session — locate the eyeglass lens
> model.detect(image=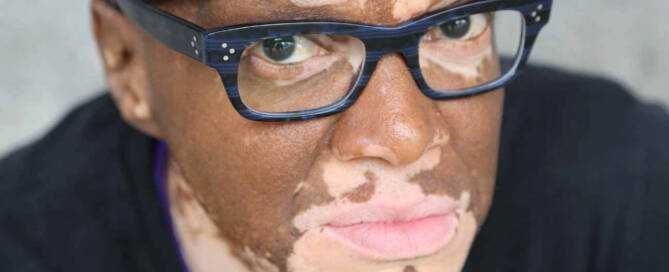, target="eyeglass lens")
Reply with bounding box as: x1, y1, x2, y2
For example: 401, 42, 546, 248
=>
237, 10, 524, 113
